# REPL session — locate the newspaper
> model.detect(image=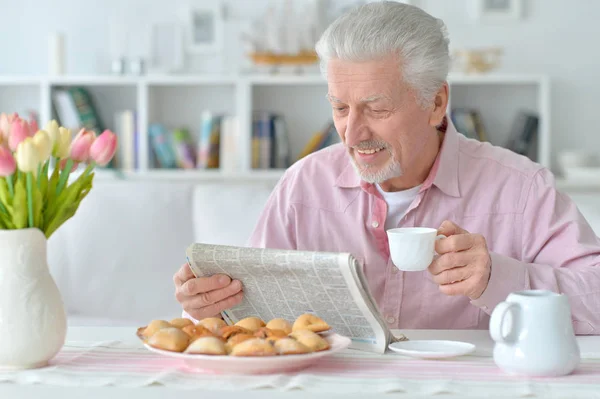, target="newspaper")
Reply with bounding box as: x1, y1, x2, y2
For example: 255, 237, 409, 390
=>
185, 243, 407, 354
